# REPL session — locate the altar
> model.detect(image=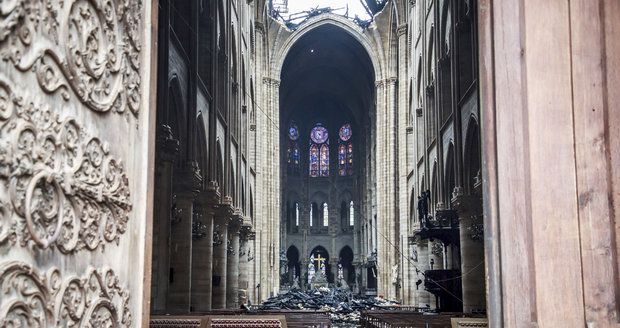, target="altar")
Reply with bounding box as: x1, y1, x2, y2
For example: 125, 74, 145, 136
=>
308, 254, 329, 289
